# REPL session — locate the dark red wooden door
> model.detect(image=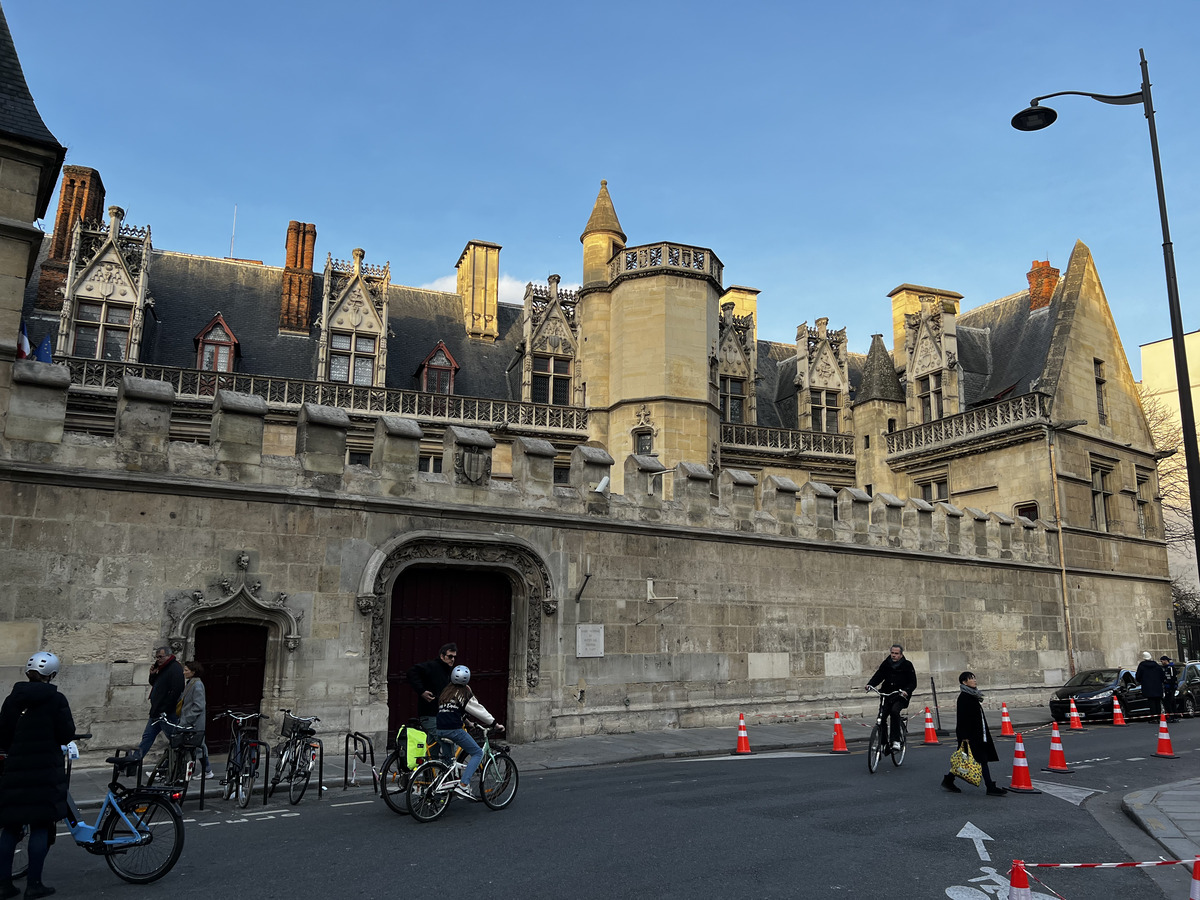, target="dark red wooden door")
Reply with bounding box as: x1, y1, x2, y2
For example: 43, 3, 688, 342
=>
193, 623, 269, 753
387, 566, 512, 739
